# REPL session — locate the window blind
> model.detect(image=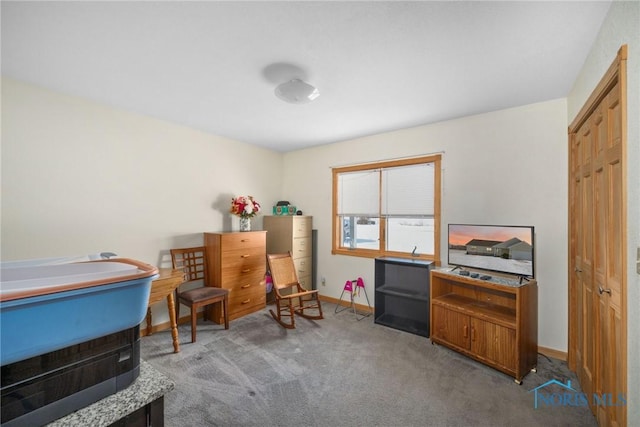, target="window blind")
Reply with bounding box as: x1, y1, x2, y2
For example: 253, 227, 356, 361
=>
337, 170, 379, 215
382, 163, 434, 215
